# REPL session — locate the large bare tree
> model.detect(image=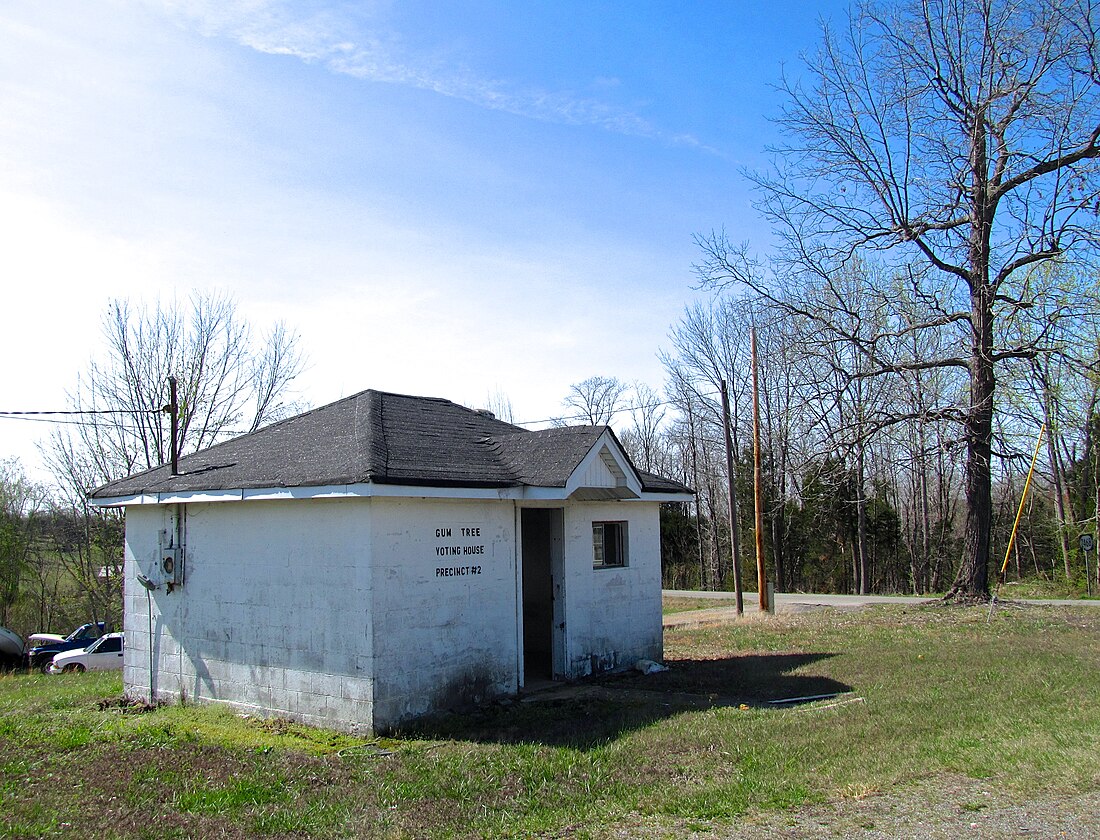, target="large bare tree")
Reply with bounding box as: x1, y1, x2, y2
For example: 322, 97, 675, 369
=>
39, 292, 305, 625
47, 292, 306, 490
560, 376, 629, 426
698, 0, 1100, 598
